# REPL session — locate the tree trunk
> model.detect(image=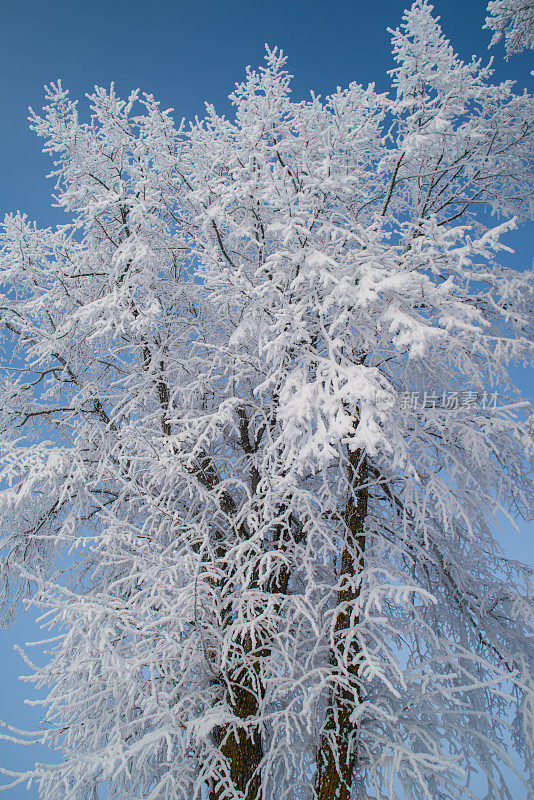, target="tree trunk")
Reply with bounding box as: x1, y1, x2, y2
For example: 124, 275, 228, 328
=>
209, 423, 264, 800
314, 448, 368, 800
210, 646, 263, 800
209, 410, 302, 800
